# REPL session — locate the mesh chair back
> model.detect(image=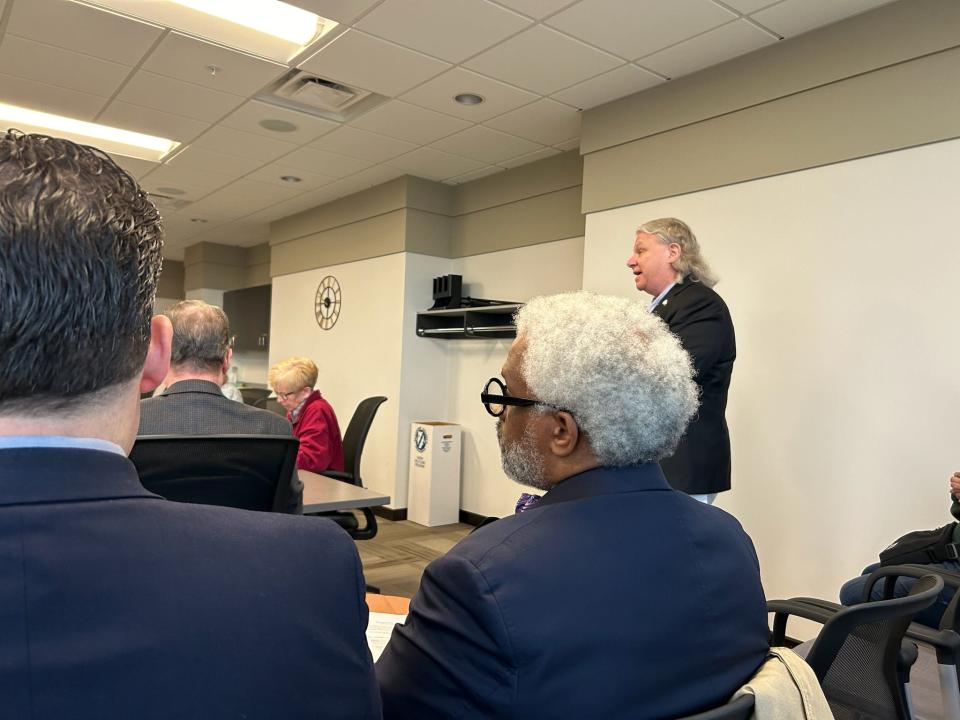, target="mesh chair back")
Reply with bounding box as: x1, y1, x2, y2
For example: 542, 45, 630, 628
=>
130, 435, 299, 513
806, 573, 944, 720
679, 694, 754, 719
340, 396, 387, 485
